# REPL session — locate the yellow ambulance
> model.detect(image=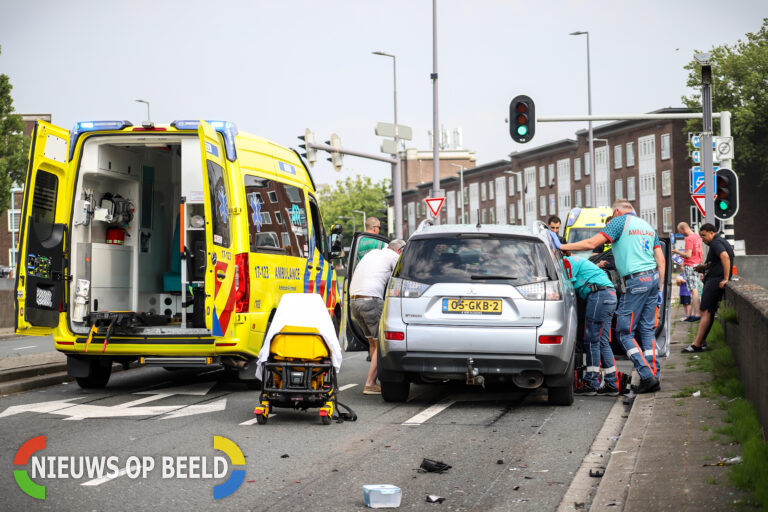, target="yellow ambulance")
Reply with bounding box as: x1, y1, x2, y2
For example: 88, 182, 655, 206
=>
16, 119, 343, 388
563, 207, 613, 257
